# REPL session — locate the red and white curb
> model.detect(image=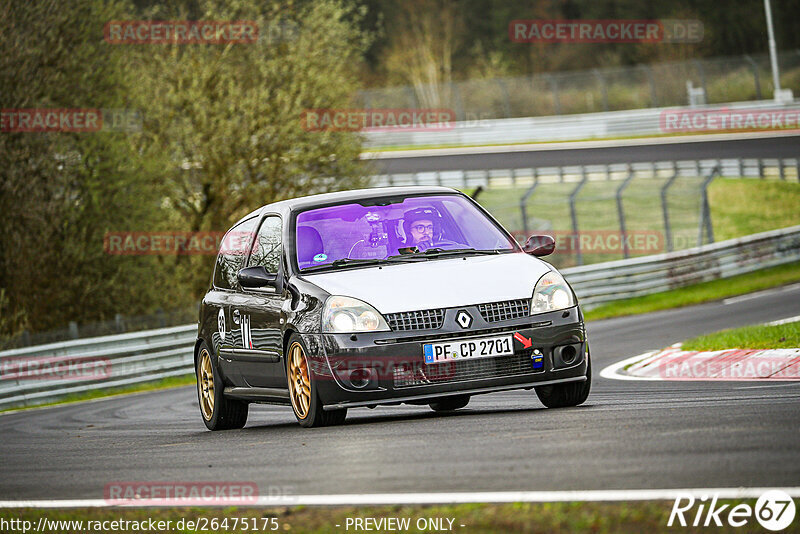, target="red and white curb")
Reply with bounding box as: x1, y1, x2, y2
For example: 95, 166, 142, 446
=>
602, 314, 800, 382
602, 345, 800, 382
